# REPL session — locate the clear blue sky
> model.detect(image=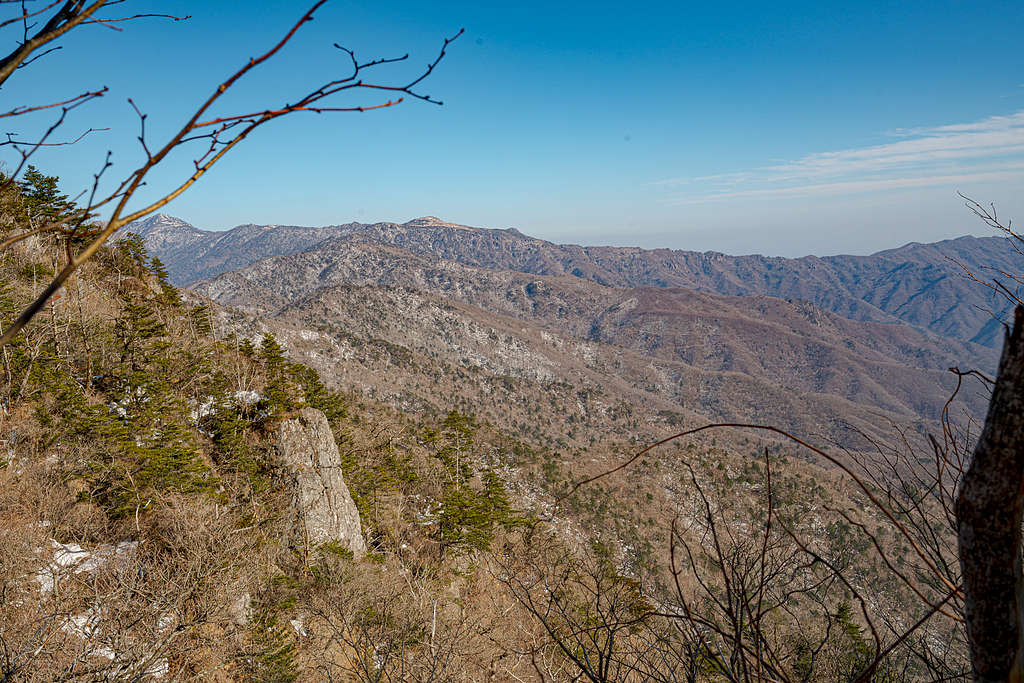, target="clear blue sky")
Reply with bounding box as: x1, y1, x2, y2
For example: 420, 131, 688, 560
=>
4, 0, 1024, 256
